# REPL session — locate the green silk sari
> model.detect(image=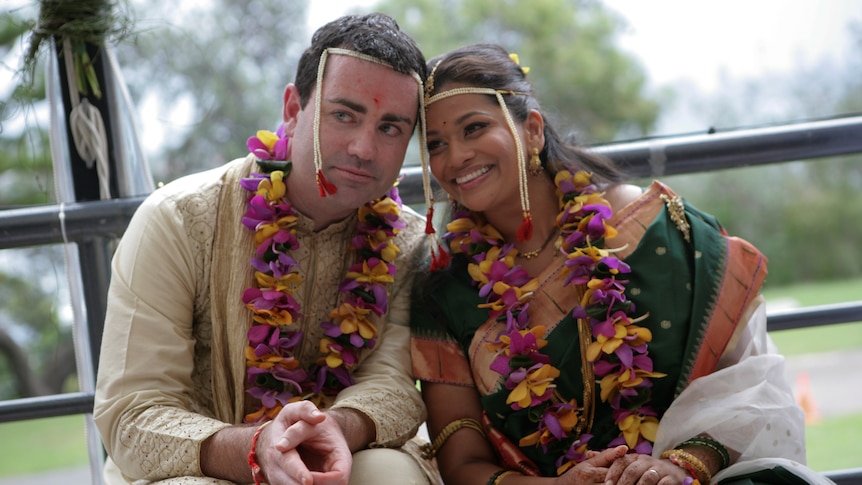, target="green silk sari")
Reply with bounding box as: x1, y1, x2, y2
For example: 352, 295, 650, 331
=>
411, 181, 771, 477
